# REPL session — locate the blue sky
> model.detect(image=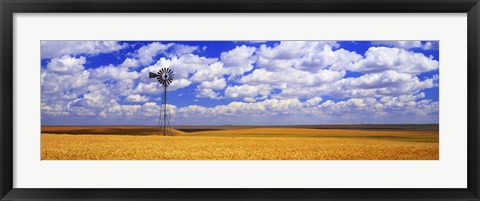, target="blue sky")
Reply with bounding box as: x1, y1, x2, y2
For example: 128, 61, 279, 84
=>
41, 41, 439, 125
